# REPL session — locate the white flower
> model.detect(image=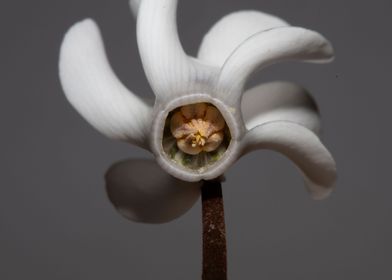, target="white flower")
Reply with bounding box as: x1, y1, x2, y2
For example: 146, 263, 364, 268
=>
59, 0, 337, 223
